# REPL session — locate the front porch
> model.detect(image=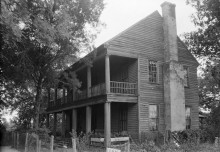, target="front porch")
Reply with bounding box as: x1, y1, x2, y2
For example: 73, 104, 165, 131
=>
47, 54, 138, 111
47, 102, 138, 147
